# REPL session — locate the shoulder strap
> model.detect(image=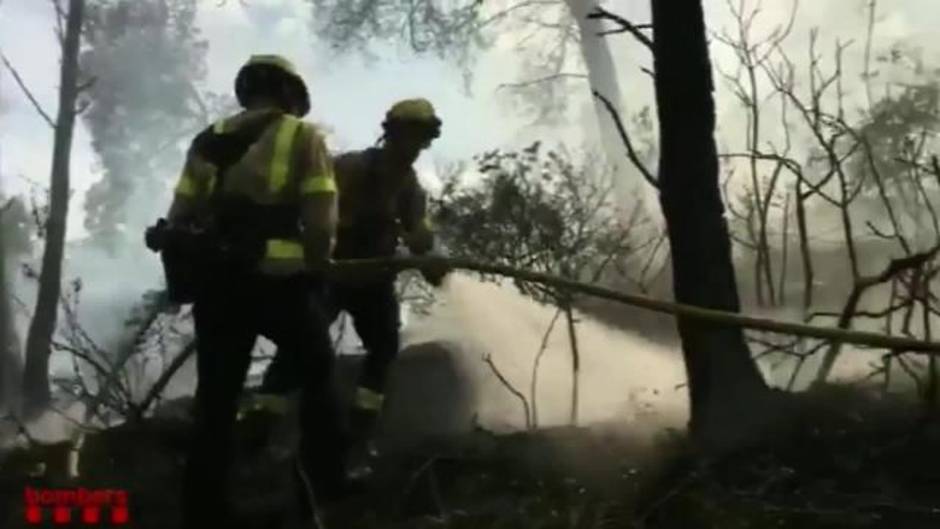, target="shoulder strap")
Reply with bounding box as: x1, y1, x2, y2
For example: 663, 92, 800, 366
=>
191, 112, 284, 200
